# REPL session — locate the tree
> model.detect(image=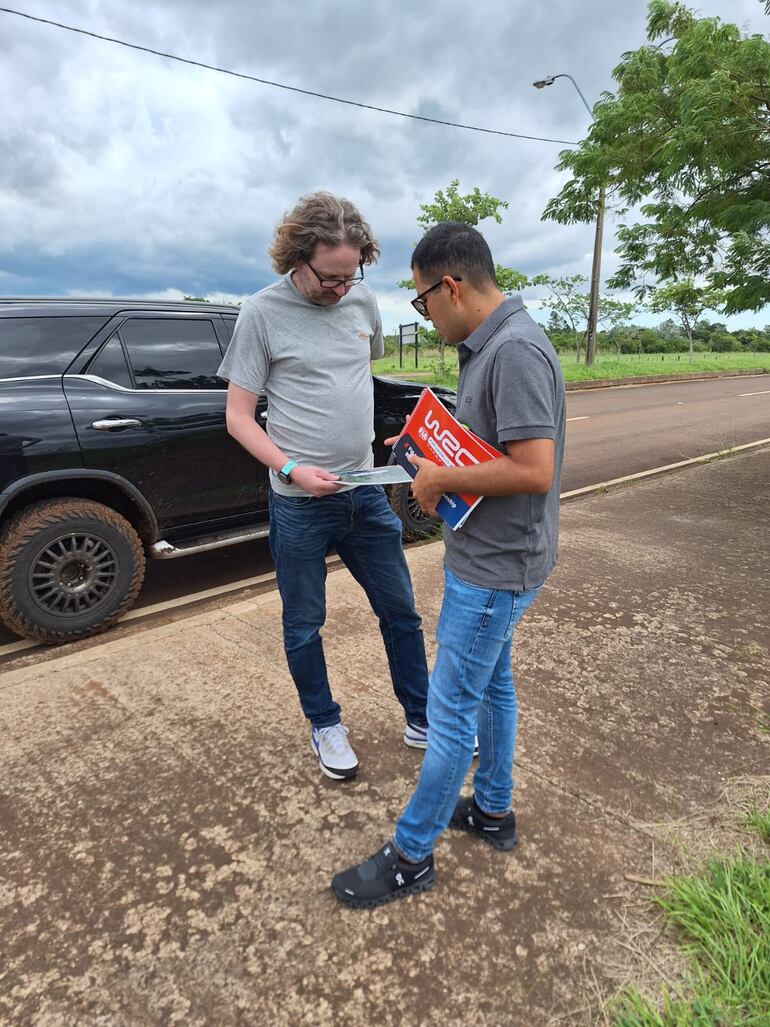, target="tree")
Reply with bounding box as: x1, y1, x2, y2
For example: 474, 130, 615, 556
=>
543, 1, 770, 314
546, 310, 571, 334
533, 273, 636, 362
399, 180, 511, 290
647, 280, 726, 361
532, 274, 589, 362
416, 179, 508, 230
399, 181, 527, 366
495, 265, 530, 295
